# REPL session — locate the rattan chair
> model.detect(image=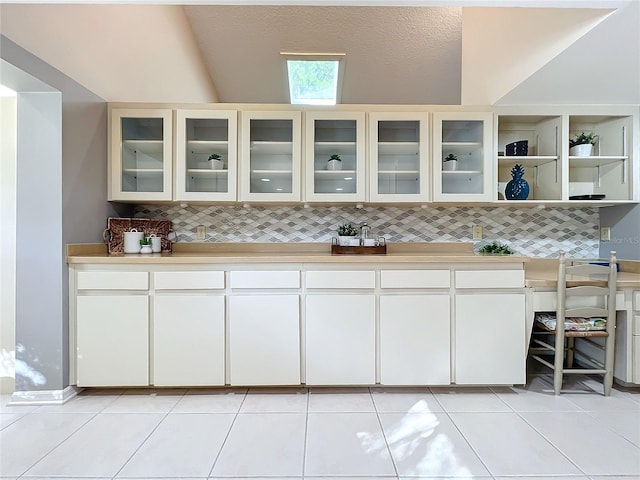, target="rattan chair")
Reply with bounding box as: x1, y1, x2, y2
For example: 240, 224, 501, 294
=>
530, 251, 617, 395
